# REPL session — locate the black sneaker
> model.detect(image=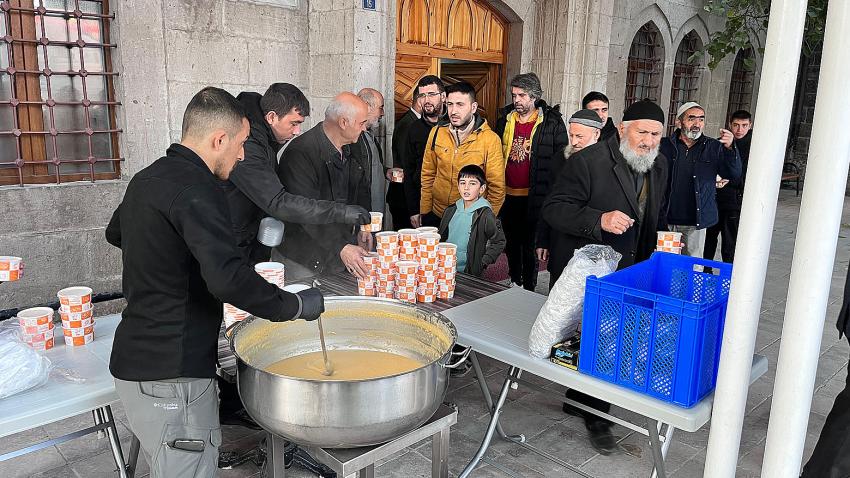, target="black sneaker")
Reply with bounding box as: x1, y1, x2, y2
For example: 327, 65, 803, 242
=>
585, 419, 619, 456
291, 446, 336, 477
